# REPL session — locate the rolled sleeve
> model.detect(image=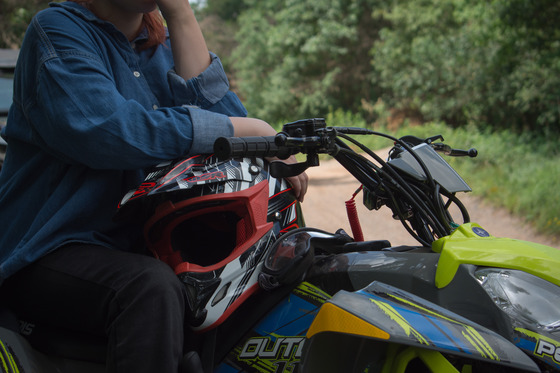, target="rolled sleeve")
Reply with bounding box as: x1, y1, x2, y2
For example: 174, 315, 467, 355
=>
168, 52, 230, 108
187, 106, 234, 155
